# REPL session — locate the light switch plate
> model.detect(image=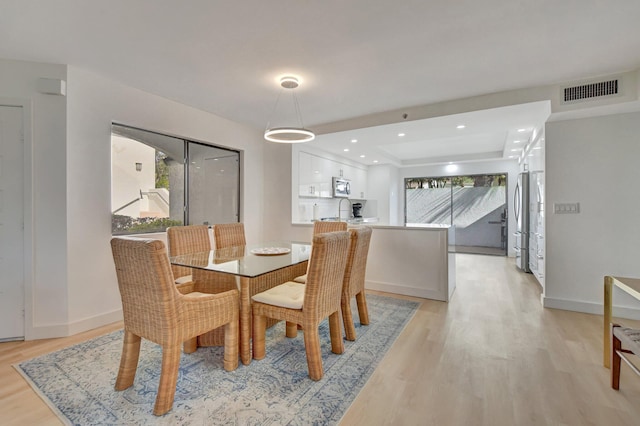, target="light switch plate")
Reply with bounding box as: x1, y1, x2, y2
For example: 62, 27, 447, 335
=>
554, 202, 580, 214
